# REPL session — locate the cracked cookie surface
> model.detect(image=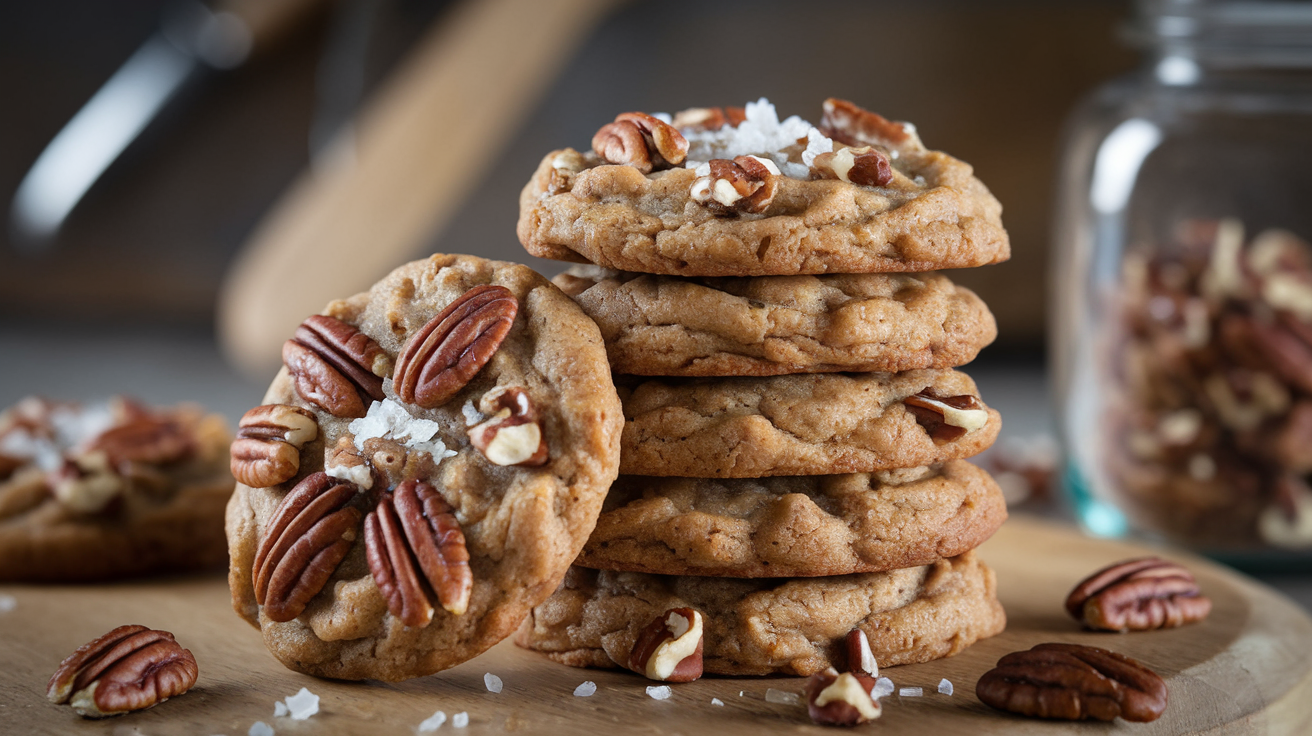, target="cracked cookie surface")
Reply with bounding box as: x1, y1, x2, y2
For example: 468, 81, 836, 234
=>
224, 254, 621, 681
555, 267, 996, 376
619, 369, 999, 477
515, 551, 1005, 676
577, 461, 1006, 577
